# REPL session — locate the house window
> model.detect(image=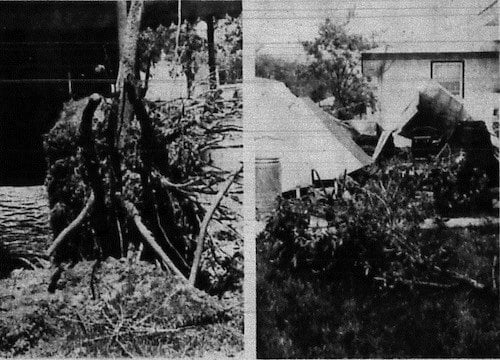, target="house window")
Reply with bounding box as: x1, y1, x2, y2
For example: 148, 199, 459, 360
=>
431, 61, 464, 97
